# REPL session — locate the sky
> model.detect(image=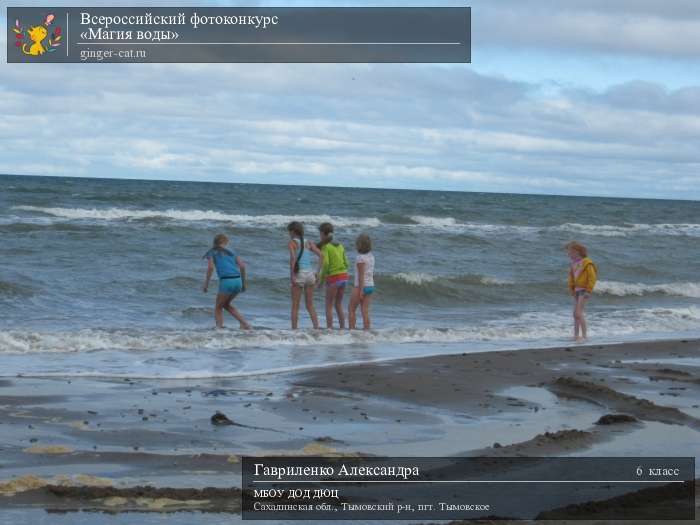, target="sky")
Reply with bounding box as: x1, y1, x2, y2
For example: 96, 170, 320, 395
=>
1, 1, 700, 199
